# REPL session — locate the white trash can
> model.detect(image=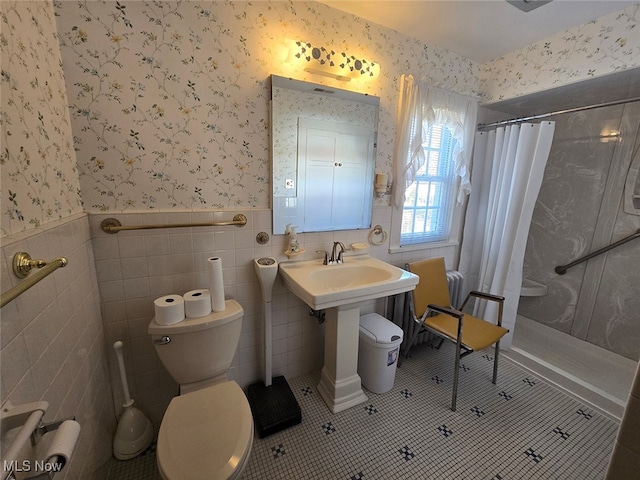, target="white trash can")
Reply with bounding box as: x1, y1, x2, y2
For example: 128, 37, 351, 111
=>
358, 313, 404, 394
